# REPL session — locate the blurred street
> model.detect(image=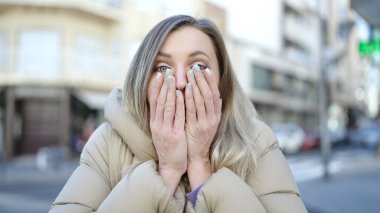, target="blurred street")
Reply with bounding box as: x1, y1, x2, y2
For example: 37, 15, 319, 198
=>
0, 145, 379, 213
288, 146, 380, 213
0, 0, 380, 212
0, 156, 78, 213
